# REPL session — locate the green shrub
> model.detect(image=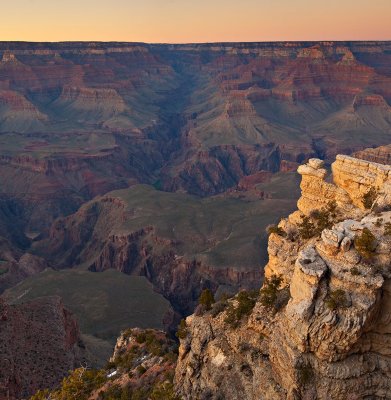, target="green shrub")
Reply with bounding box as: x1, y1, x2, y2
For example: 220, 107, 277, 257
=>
266, 224, 286, 237
297, 216, 316, 239
34, 368, 107, 400
210, 300, 228, 317
113, 349, 138, 371
137, 365, 147, 375
150, 381, 180, 400
350, 267, 360, 276
198, 288, 215, 311
236, 290, 258, 316
135, 332, 147, 343
224, 290, 258, 328
131, 387, 150, 400
176, 319, 187, 339
311, 209, 331, 232
375, 218, 383, 227
363, 187, 377, 209
354, 227, 377, 260
310, 200, 339, 235
31, 389, 50, 400
325, 289, 348, 311
259, 274, 283, 309
297, 363, 314, 386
